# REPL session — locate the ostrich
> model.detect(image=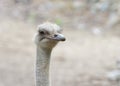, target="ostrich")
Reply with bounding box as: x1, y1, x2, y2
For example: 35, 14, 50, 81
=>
34, 22, 66, 86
